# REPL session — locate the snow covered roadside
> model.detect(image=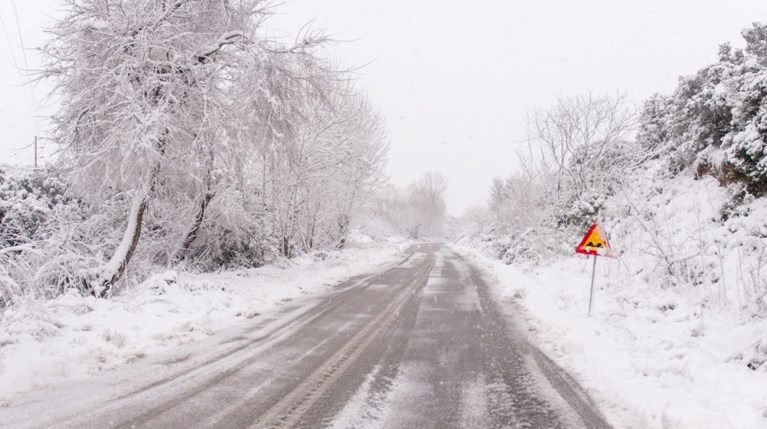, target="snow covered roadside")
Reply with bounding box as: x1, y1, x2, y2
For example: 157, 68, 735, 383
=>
0, 239, 408, 404
453, 245, 767, 429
